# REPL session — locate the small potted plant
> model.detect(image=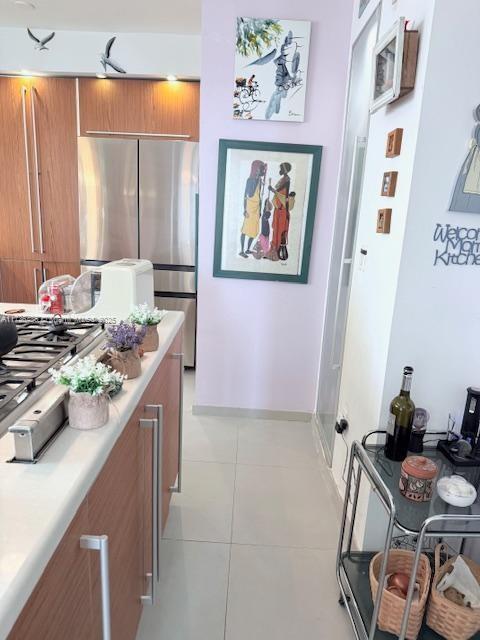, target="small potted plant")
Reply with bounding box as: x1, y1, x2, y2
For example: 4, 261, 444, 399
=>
128, 304, 167, 352
50, 356, 124, 430
104, 320, 146, 379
